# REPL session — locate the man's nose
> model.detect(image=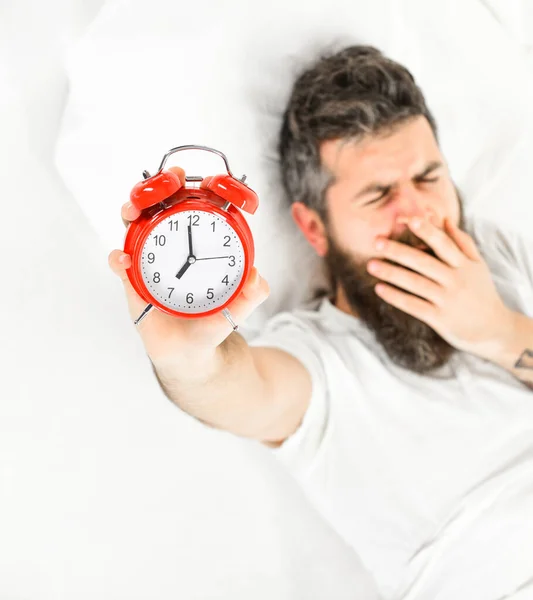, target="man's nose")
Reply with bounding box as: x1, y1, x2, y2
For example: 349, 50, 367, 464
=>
394, 190, 438, 228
